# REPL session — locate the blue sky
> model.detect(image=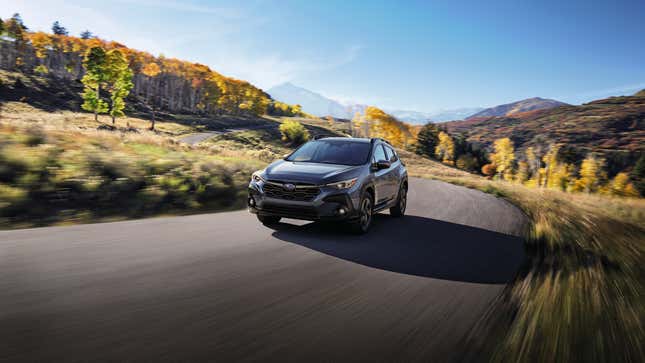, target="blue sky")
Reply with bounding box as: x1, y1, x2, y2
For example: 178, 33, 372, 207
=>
2, 0, 645, 112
